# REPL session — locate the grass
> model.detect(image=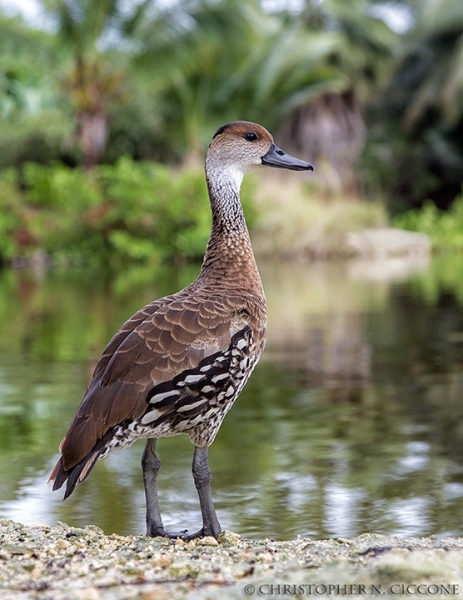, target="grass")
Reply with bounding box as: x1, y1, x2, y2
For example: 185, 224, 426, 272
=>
393, 190, 463, 253
251, 173, 389, 259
